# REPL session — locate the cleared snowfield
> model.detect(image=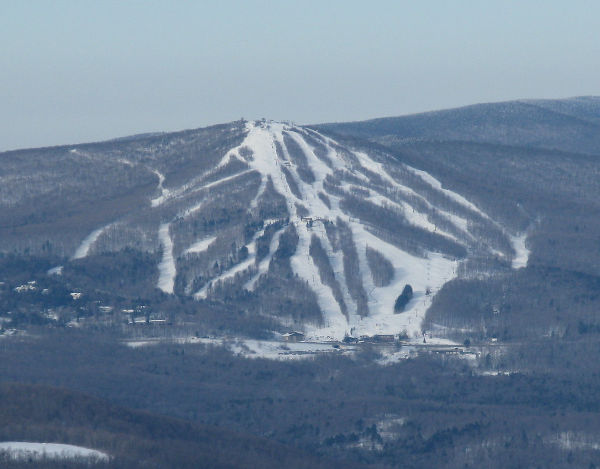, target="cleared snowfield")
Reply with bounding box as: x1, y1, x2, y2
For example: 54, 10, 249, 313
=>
157, 223, 176, 293
150, 169, 170, 207
124, 335, 481, 367
72, 224, 110, 260
511, 233, 530, 269
185, 236, 217, 255
0, 442, 109, 461
47, 265, 63, 275
126, 336, 355, 360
